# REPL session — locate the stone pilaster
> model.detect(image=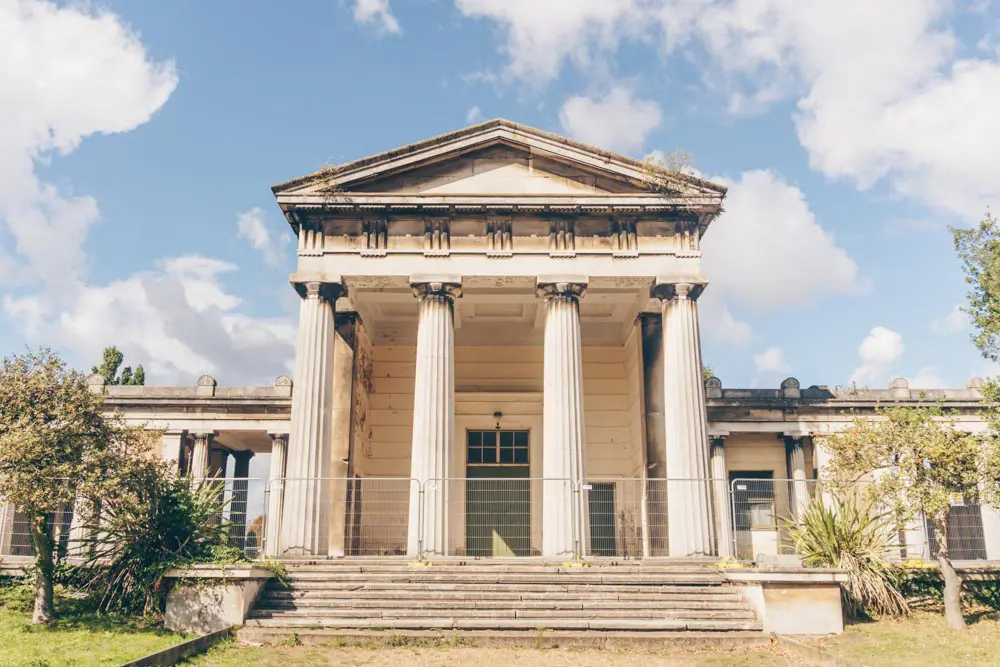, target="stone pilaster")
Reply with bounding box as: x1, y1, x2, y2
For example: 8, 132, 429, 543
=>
189, 433, 214, 481
265, 433, 288, 557
280, 281, 342, 556
710, 436, 733, 558
785, 436, 810, 518
538, 280, 587, 558
653, 282, 715, 557
407, 280, 461, 557
328, 314, 358, 557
